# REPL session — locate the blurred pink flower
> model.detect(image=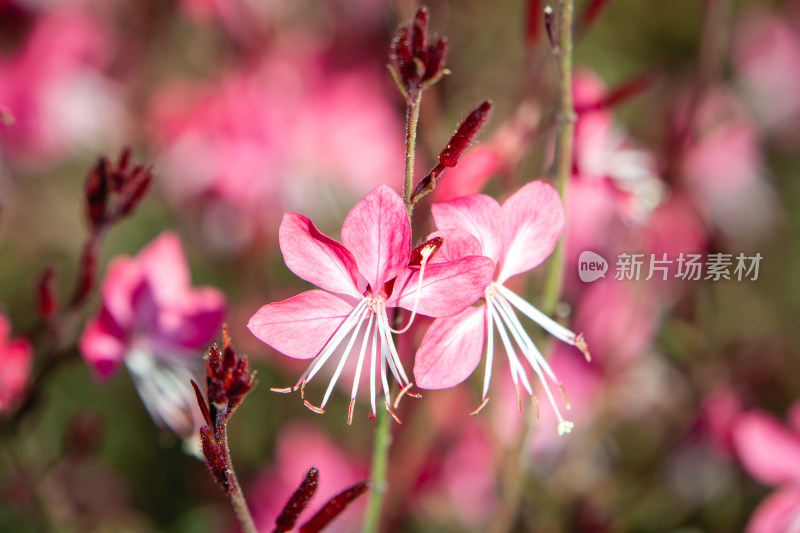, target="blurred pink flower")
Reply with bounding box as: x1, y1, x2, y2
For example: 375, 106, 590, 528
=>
681, 89, 778, 244
412, 421, 497, 529
563, 71, 668, 291
572, 279, 657, 368
733, 402, 800, 533
572, 70, 664, 223
0, 312, 32, 414
414, 181, 588, 435
733, 9, 800, 144
79, 232, 226, 437
151, 45, 403, 252
247, 423, 368, 533
0, 5, 125, 167
248, 185, 494, 423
